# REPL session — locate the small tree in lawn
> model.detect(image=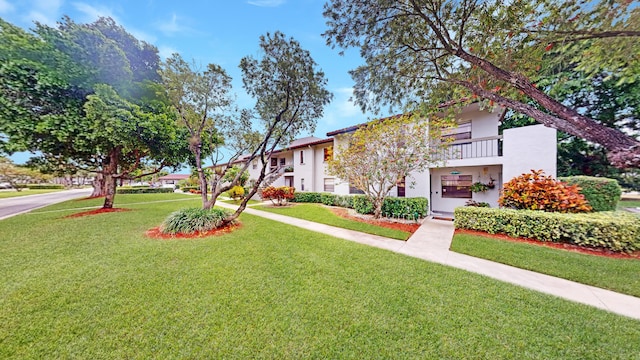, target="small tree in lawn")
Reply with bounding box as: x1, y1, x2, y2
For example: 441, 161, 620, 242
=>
0, 157, 44, 191
328, 113, 449, 219
261, 186, 295, 206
